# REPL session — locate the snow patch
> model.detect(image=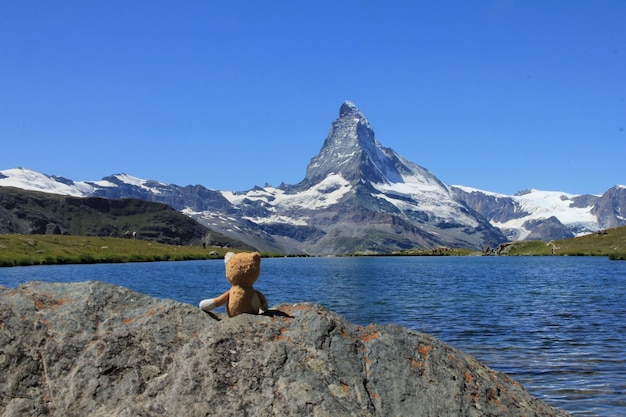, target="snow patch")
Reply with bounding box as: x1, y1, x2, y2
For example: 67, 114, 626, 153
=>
491, 189, 599, 235
372, 176, 478, 225
0, 167, 92, 196
244, 215, 308, 226
222, 174, 352, 211
110, 174, 166, 194
91, 180, 118, 188
451, 184, 508, 197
